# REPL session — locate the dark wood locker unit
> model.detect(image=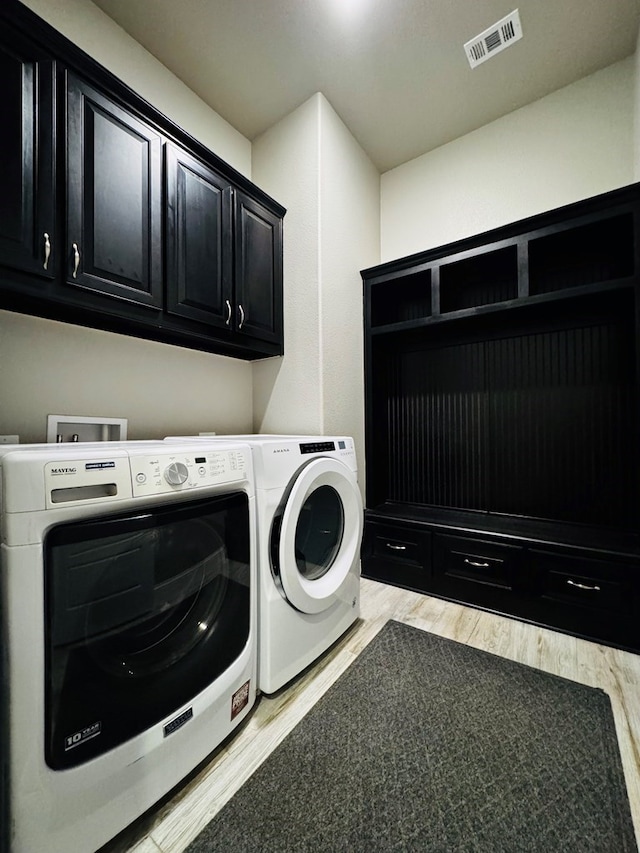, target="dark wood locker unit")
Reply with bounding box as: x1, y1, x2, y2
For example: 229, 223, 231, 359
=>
0, 27, 55, 279
362, 183, 640, 652
0, 0, 285, 361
